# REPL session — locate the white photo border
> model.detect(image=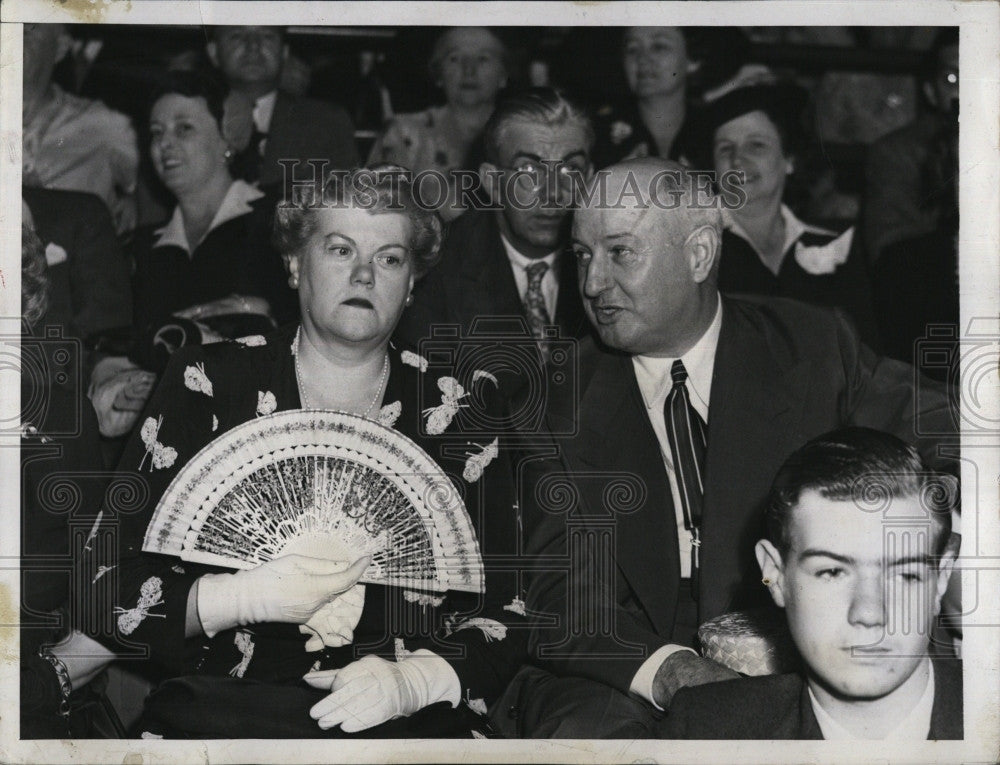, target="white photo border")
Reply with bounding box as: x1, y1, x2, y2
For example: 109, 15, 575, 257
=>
1, 2, 997, 763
